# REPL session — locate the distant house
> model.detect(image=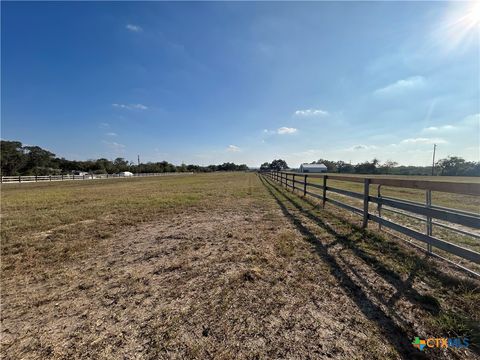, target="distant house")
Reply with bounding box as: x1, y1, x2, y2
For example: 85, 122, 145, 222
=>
300, 163, 327, 173
119, 171, 134, 177
72, 171, 89, 176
